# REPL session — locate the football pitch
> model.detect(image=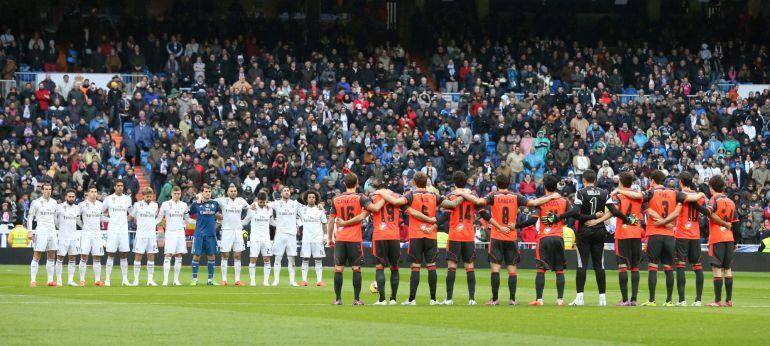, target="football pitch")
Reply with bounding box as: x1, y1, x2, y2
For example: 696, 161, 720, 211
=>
0, 265, 767, 345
